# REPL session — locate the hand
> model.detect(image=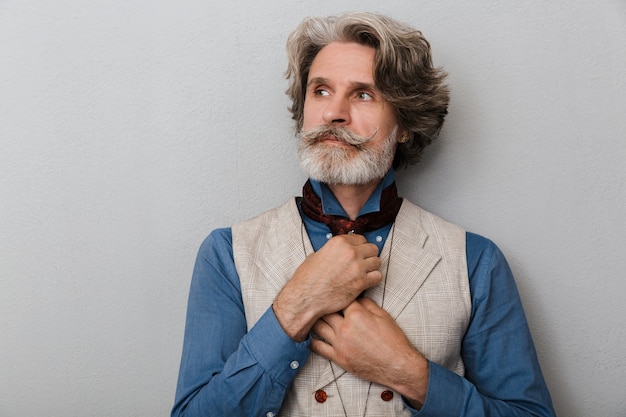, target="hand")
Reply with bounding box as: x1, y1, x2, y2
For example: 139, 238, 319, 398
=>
273, 234, 382, 341
310, 297, 429, 407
